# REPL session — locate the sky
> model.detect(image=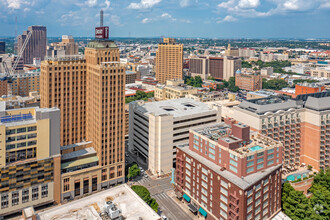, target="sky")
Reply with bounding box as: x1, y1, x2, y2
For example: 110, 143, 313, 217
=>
0, 0, 330, 38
